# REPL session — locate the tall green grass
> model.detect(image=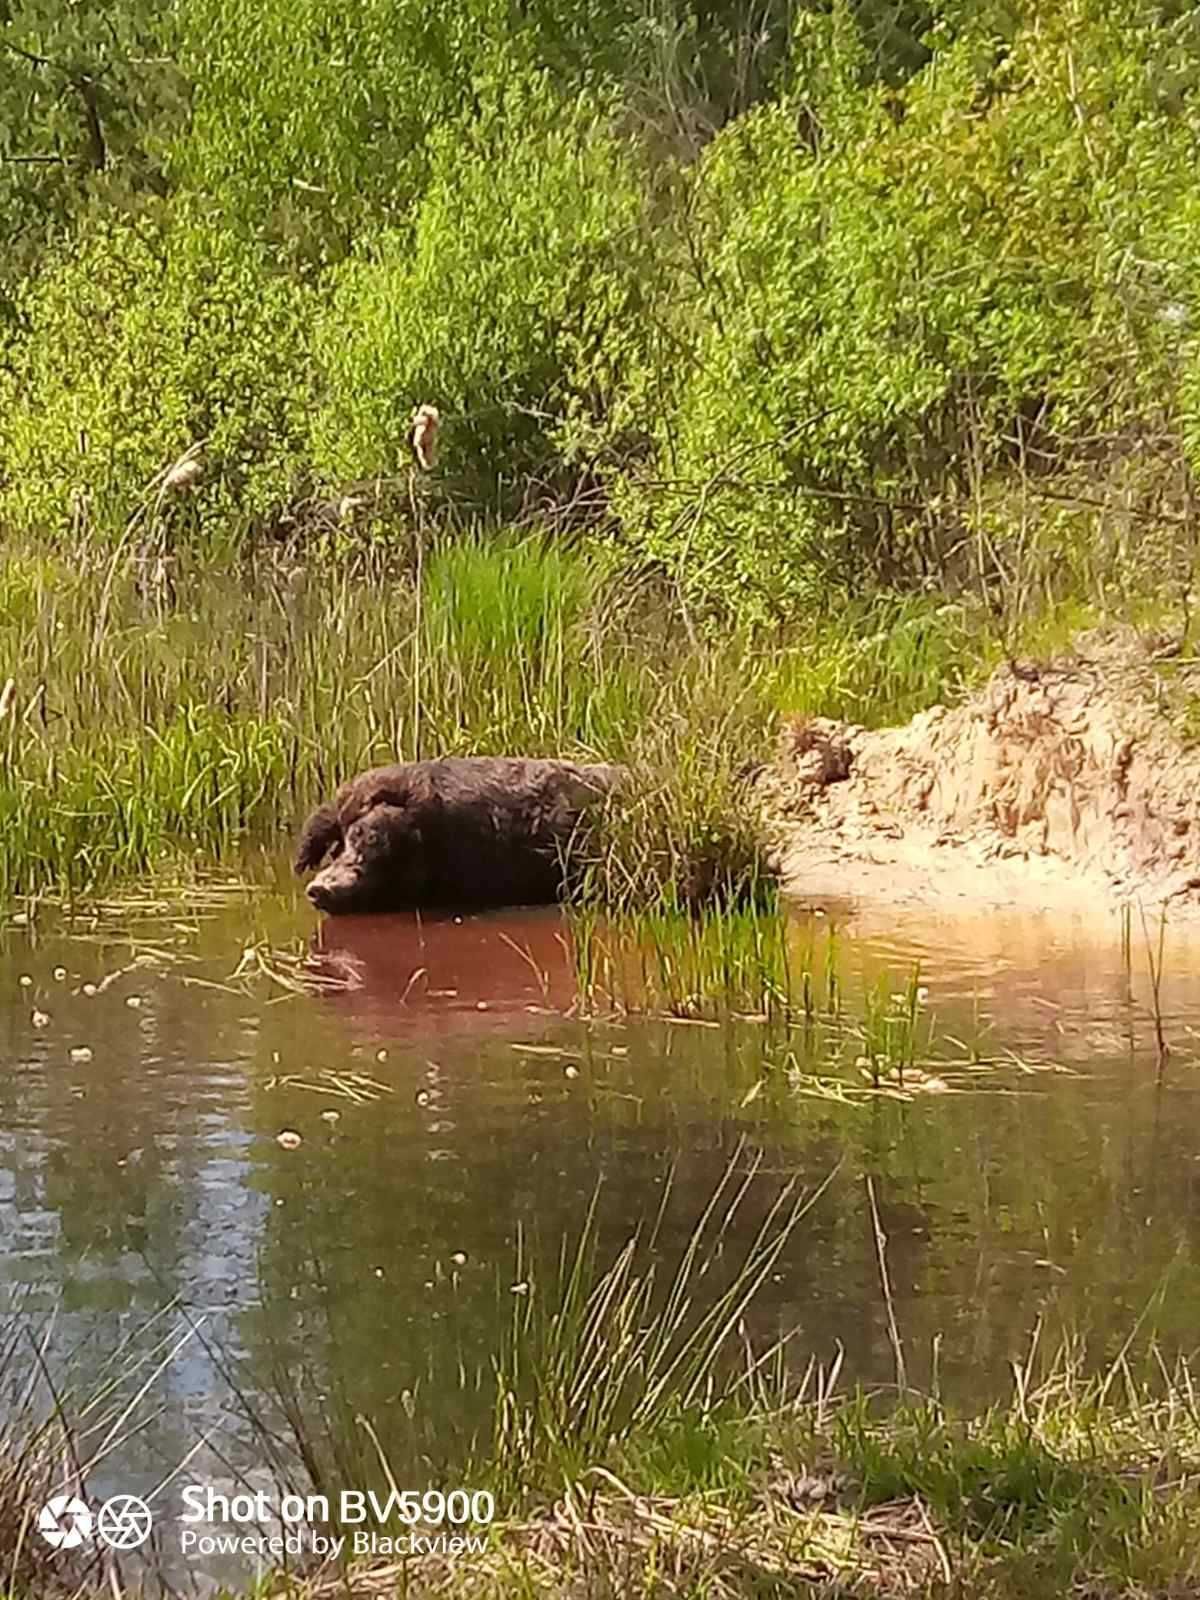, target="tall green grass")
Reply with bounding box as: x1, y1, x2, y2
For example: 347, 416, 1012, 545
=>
573, 904, 800, 1019
0, 529, 979, 903
490, 1148, 816, 1500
